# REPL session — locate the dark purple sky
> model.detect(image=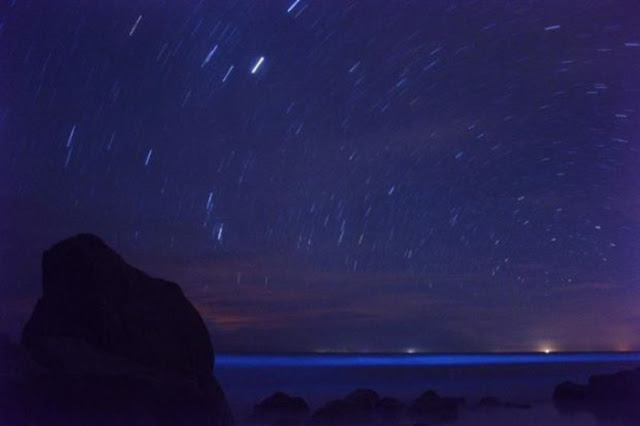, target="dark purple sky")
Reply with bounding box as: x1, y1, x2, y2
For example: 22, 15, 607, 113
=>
1, 0, 639, 352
